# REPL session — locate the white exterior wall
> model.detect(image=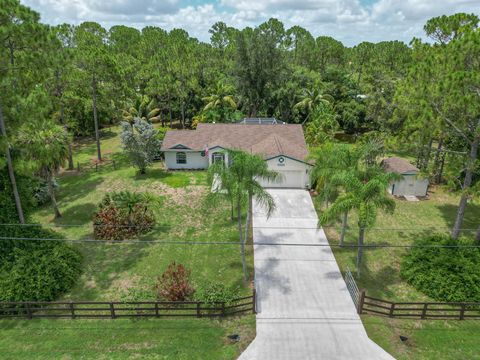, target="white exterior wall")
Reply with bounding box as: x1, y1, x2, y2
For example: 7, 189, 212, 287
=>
164, 151, 208, 170
390, 173, 429, 197
259, 156, 311, 189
